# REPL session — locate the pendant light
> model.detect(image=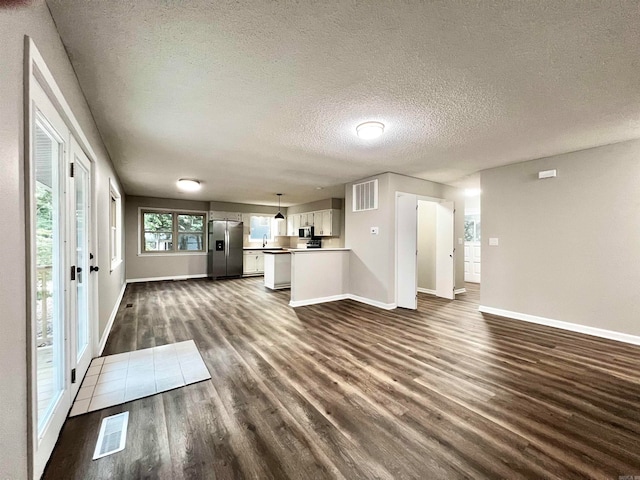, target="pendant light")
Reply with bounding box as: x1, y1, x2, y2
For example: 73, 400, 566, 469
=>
274, 193, 284, 219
